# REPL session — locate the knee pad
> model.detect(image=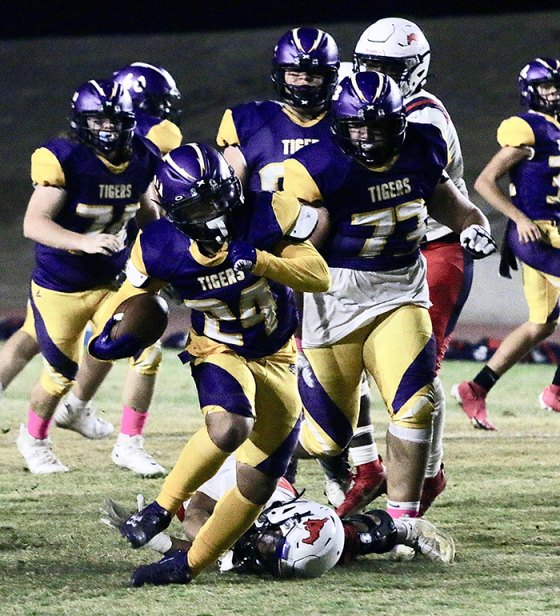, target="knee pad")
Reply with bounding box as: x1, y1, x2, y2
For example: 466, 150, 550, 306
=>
129, 343, 162, 375
298, 414, 346, 458
389, 384, 435, 442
